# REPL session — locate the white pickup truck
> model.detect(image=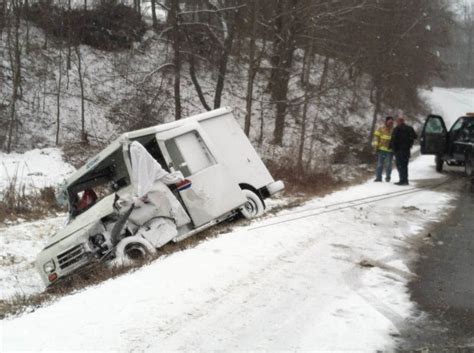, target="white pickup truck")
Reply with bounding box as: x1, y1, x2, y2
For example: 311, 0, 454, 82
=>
36, 107, 284, 285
